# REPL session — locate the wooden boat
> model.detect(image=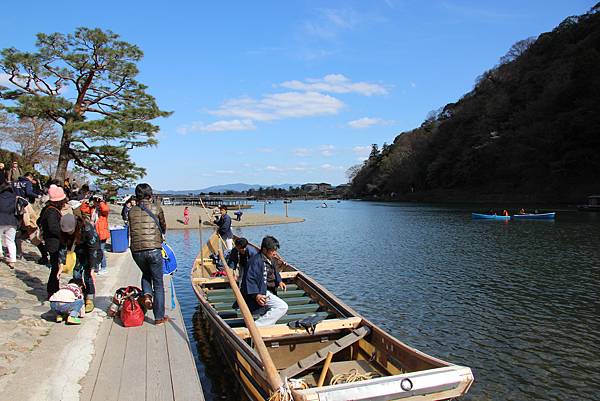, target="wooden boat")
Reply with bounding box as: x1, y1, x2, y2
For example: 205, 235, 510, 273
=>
191, 232, 474, 400
471, 213, 510, 220
512, 212, 556, 220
